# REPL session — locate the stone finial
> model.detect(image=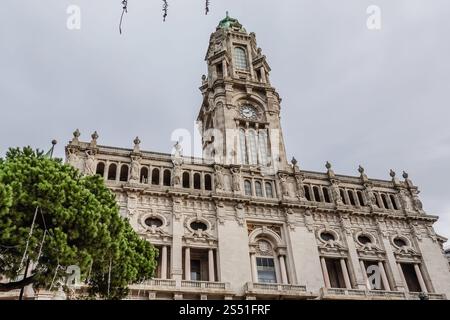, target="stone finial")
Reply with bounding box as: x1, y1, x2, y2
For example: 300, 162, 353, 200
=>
325, 161, 332, 170
71, 129, 80, 144
358, 165, 365, 174
133, 136, 141, 153
402, 171, 409, 179
90, 131, 98, 147
390, 169, 396, 178
202, 74, 207, 82
291, 157, 298, 166
52, 139, 58, 146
